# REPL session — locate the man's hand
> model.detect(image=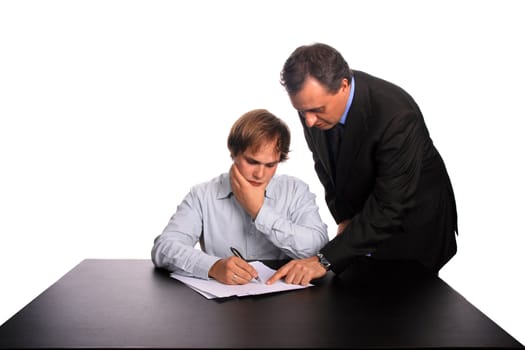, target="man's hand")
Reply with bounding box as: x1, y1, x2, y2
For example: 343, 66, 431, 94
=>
230, 163, 266, 219
337, 219, 351, 235
208, 256, 260, 285
266, 256, 328, 286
